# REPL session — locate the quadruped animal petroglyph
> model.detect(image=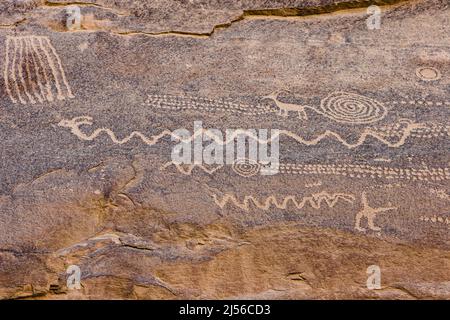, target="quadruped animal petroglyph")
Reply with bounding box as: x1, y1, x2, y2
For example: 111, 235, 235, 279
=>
145, 91, 389, 124
262, 90, 387, 124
